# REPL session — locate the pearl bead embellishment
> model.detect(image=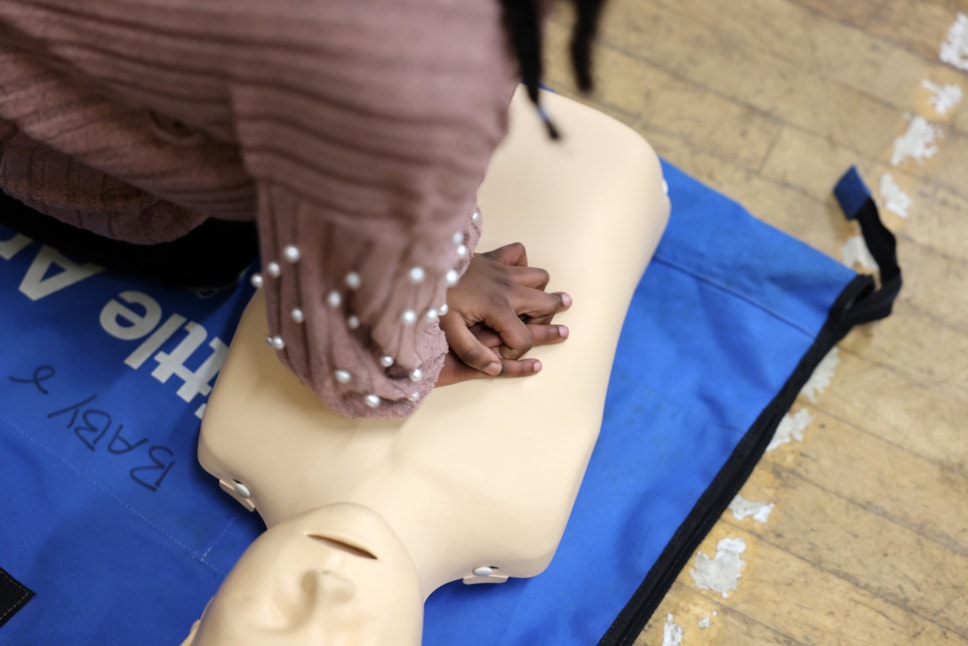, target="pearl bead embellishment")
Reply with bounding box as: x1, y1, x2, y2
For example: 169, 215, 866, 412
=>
445, 269, 459, 286
408, 267, 425, 284
471, 209, 480, 222
347, 315, 360, 329
409, 391, 421, 402
364, 394, 380, 408
327, 291, 341, 308
380, 355, 394, 368
452, 232, 464, 245
401, 310, 417, 325
345, 272, 361, 289
473, 566, 494, 577
409, 368, 423, 382
439, 304, 449, 316
283, 245, 301, 263
334, 370, 351, 384
266, 262, 281, 278
456, 244, 467, 258
425, 309, 439, 322
250, 273, 264, 289
290, 308, 305, 324
267, 335, 285, 350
